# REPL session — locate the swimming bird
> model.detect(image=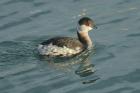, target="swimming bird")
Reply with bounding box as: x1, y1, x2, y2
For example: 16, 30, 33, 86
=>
38, 17, 97, 57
